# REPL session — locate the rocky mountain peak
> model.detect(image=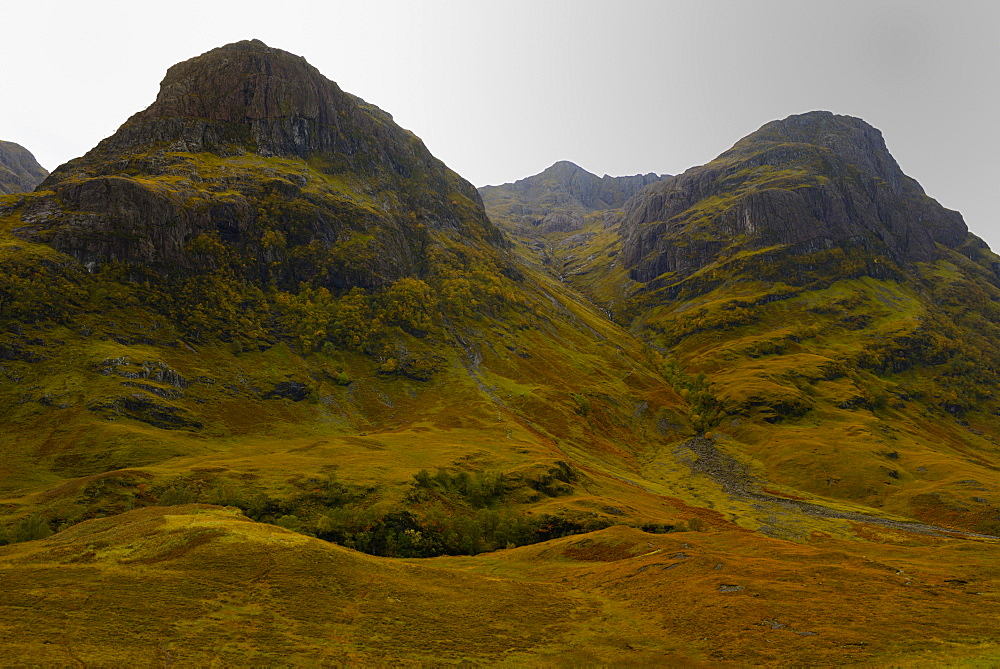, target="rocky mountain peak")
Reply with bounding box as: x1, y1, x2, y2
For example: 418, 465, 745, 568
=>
724, 111, 908, 193
620, 111, 974, 288
479, 162, 667, 235
150, 39, 331, 123
83, 39, 395, 162
499, 160, 663, 209
10, 41, 502, 287
538, 160, 591, 179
